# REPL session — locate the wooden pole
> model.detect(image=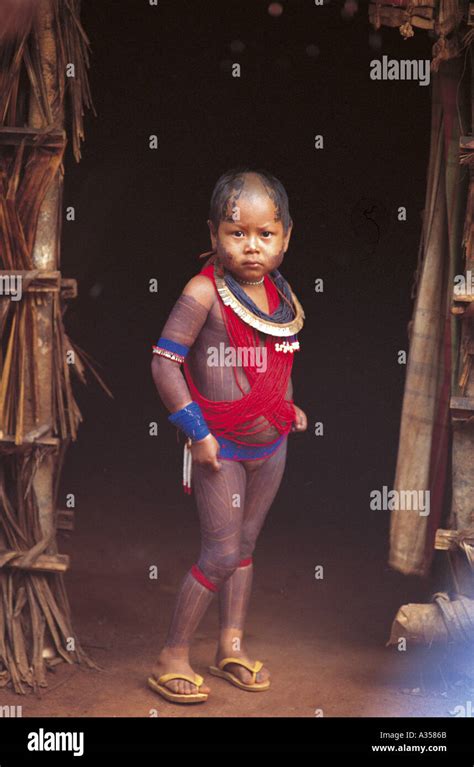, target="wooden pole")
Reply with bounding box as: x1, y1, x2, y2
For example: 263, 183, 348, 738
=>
25, 0, 64, 553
